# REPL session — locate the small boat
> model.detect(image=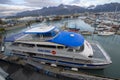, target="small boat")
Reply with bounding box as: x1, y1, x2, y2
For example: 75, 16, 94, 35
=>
98, 31, 115, 36
80, 31, 92, 36
95, 25, 111, 31
68, 27, 80, 32
4, 25, 112, 69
